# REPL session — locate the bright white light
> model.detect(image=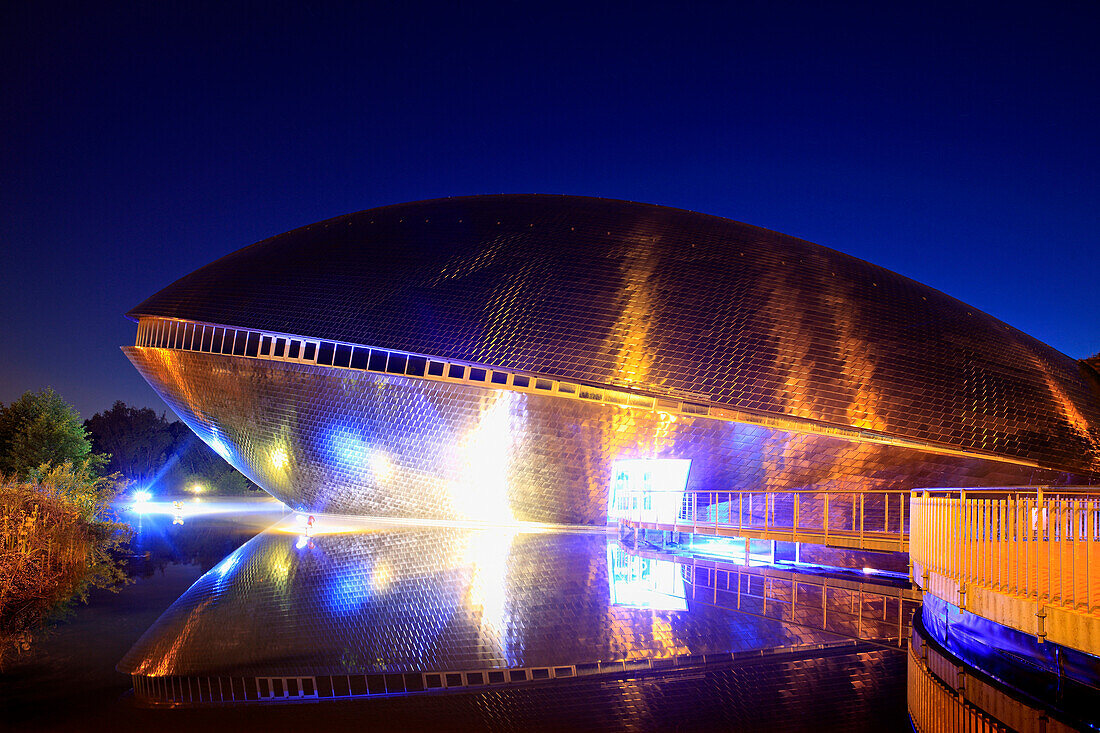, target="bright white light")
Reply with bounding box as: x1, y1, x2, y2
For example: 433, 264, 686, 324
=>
133, 490, 152, 504
271, 447, 288, 470
448, 394, 518, 523
370, 453, 394, 482
209, 430, 232, 460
